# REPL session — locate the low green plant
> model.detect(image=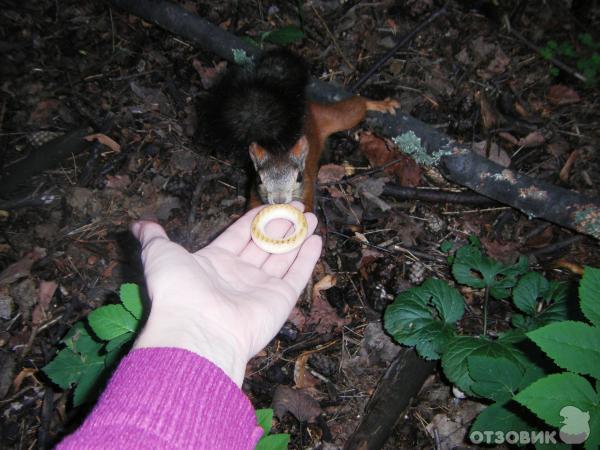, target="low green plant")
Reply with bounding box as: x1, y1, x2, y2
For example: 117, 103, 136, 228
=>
243, 25, 304, 47
256, 408, 290, 450
44, 285, 292, 448
541, 33, 600, 83
384, 238, 599, 447
43, 284, 142, 406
